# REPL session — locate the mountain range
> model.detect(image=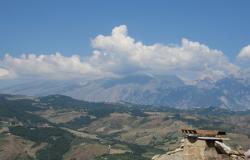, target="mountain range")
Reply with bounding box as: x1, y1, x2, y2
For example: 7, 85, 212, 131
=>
1, 74, 250, 110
